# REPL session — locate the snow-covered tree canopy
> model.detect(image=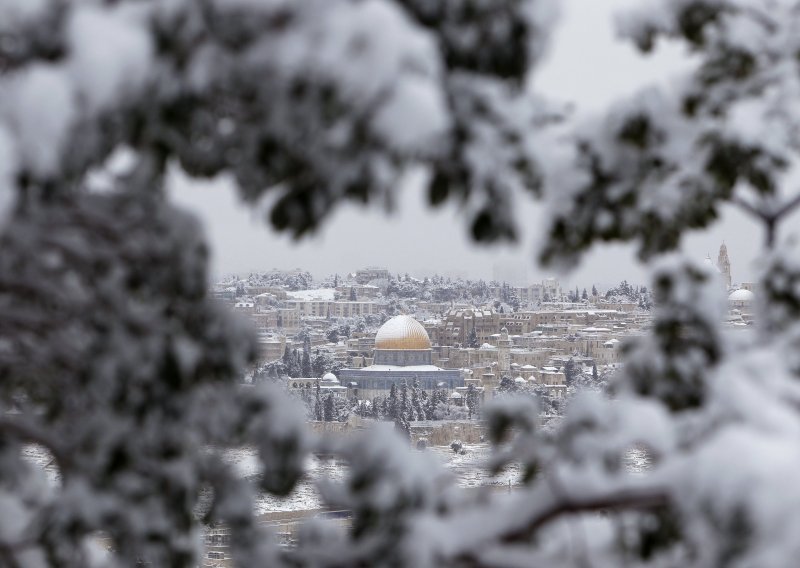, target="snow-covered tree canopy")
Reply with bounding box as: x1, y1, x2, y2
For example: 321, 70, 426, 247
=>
4, 0, 800, 567
0, 0, 557, 241
541, 0, 800, 265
